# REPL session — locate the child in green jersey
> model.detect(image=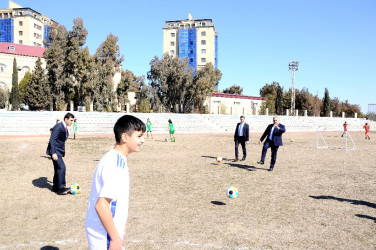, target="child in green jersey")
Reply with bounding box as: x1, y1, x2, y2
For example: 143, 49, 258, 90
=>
73, 119, 78, 140
168, 119, 175, 142
146, 118, 153, 139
